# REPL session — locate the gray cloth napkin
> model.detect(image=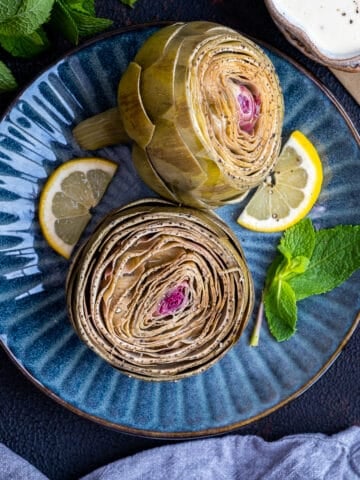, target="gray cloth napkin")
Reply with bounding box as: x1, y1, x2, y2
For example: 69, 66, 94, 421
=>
1, 427, 360, 479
